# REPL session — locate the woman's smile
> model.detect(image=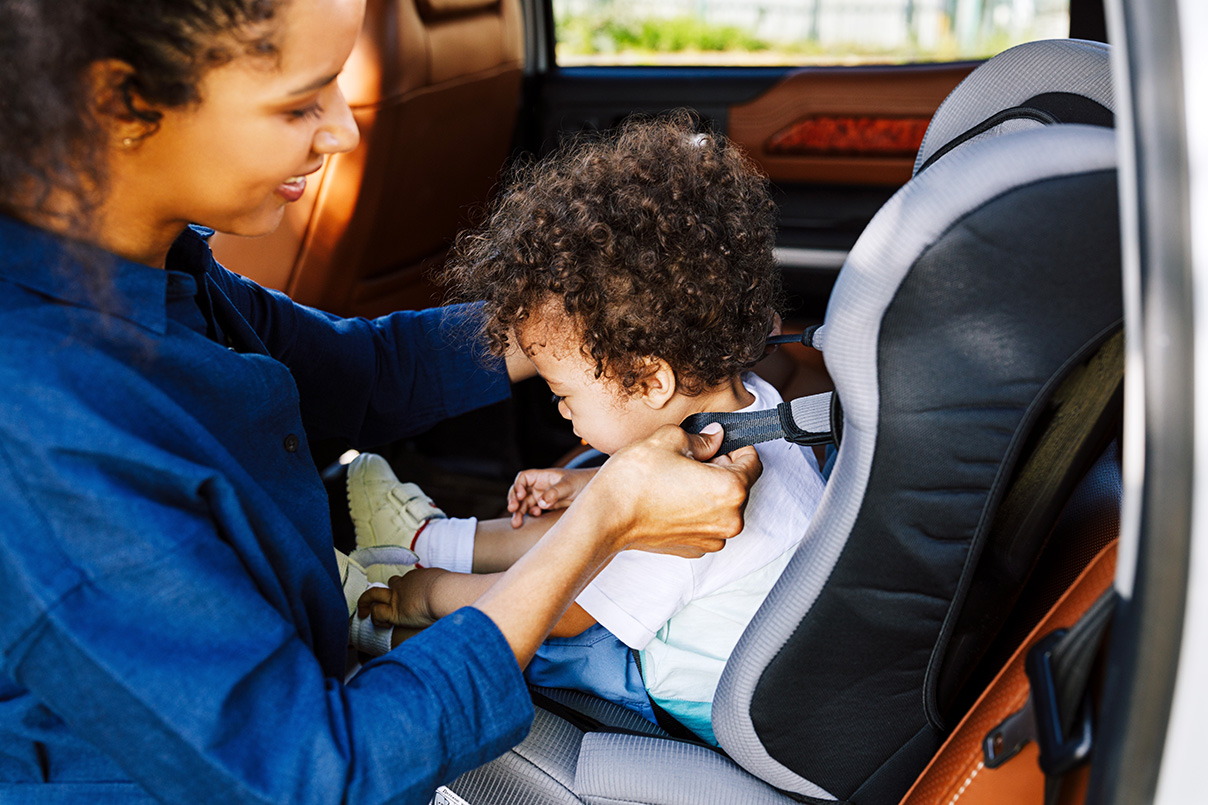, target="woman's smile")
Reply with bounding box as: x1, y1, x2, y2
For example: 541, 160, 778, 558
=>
276, 160, 326, 202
